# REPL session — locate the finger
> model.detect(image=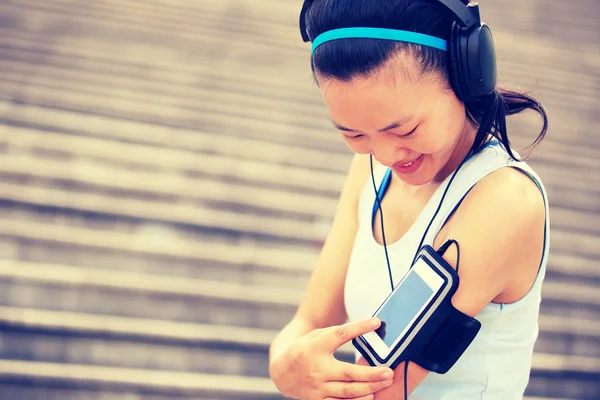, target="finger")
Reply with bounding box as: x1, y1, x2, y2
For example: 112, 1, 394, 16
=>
328, 363, 394, 383
325, 379, 393, 399
316, 318, 381, 351
303, 327, 328, 340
